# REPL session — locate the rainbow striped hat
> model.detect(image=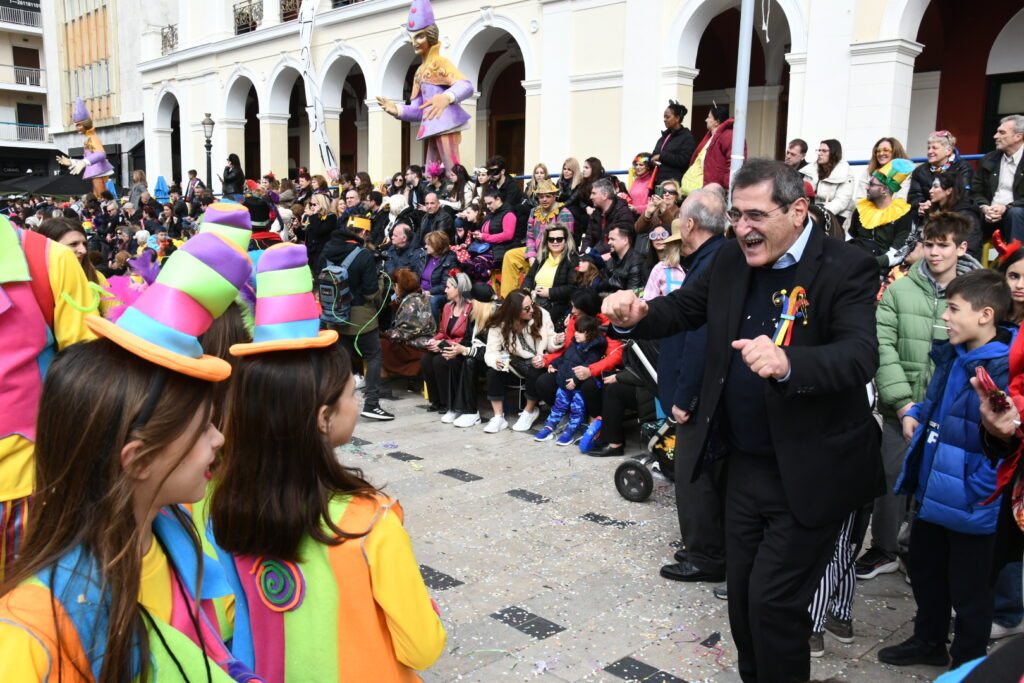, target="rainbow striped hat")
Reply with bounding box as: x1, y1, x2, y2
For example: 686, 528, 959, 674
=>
201, 202, 253, 252
85, 232, 252, 381
230, 243, 337, 356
